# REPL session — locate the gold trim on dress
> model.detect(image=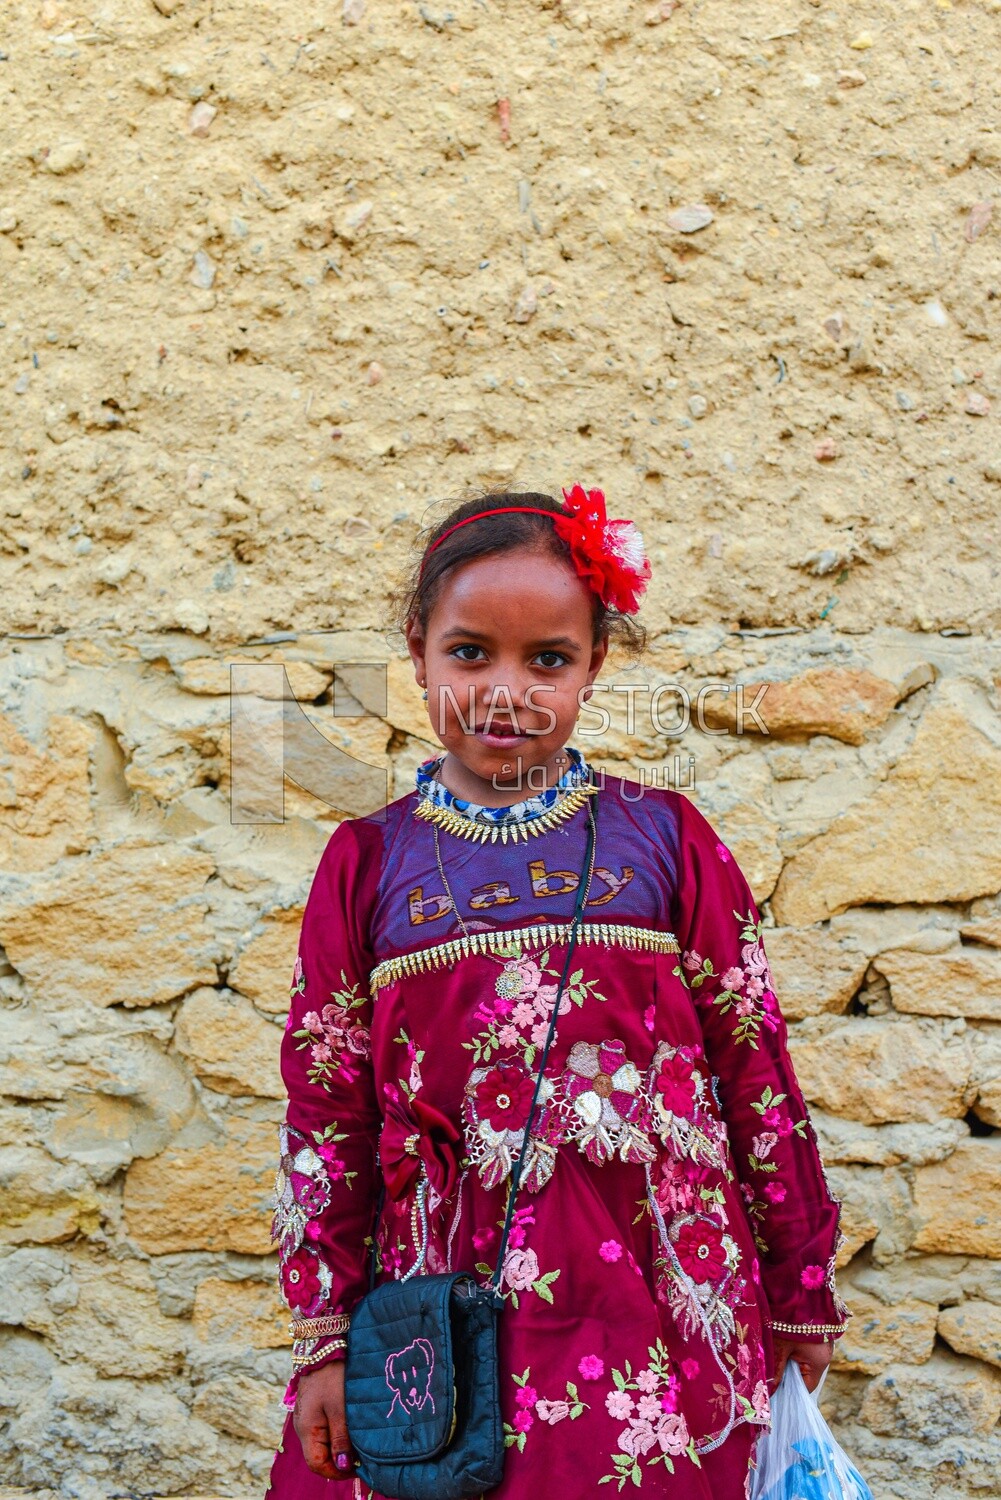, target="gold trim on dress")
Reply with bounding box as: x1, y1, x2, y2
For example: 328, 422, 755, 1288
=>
411, 781, 598, 844
369, 921, 680, 992
767, 1319, 848, 1338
